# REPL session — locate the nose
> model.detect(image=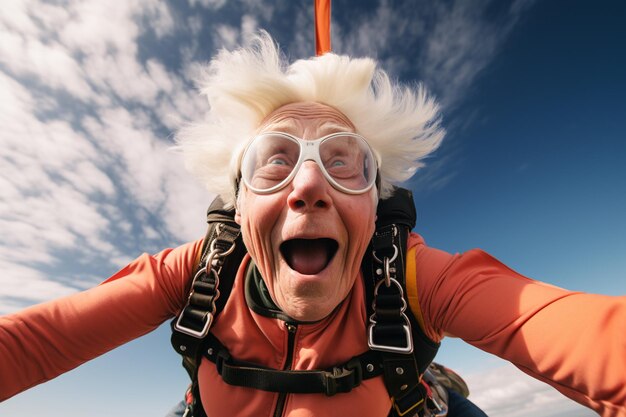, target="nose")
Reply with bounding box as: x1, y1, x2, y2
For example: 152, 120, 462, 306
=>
287, 161, 332, 211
